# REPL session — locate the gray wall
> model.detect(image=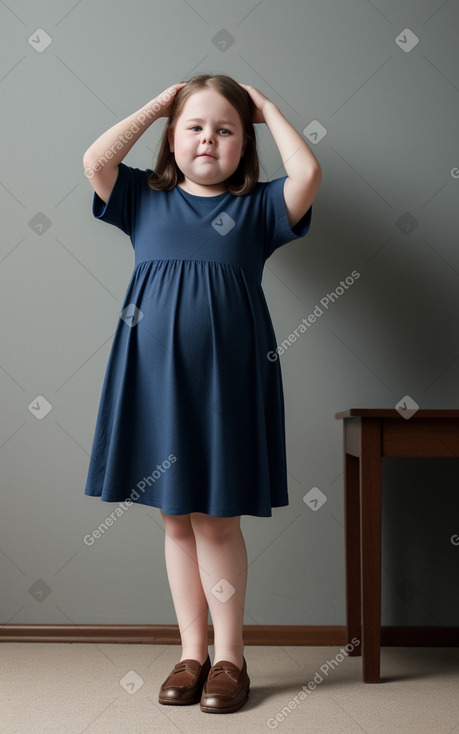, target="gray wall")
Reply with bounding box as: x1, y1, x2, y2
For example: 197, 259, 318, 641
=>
1, 0, 458, 630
